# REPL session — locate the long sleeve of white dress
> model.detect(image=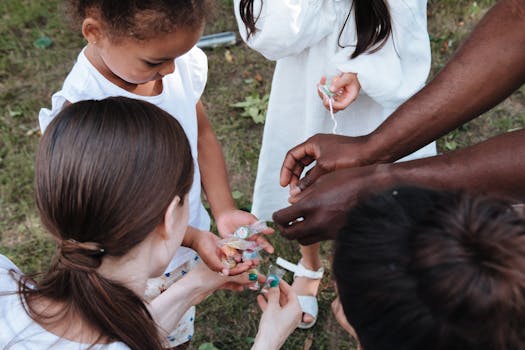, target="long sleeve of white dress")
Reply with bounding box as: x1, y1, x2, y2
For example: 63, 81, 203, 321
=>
234, 0, 437, 220
233, 0, 336, 60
